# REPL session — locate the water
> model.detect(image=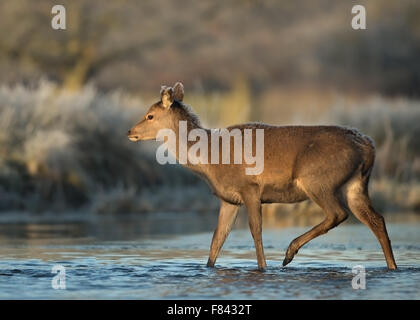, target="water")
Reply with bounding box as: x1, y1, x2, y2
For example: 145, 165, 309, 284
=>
0, 213, 418, 299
